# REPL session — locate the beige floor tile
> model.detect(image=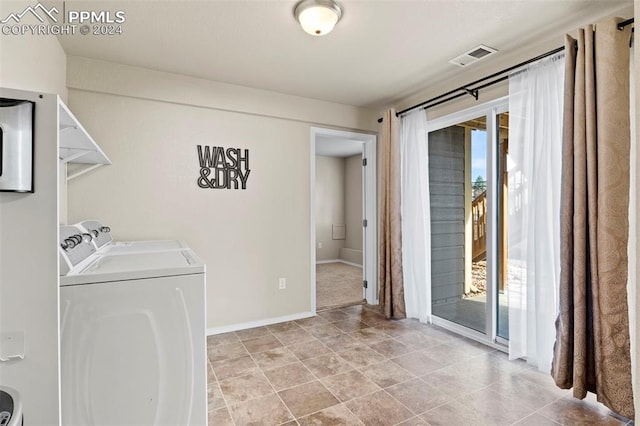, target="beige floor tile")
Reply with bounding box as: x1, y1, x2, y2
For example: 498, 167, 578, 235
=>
296, 316, 331, 329
367, 339, 415, 358
211, 354, 259, 381
321, 370, 381, 402
345, 390, 413, 426
207, 332, 239, 347
297, 404, 363, 426
208, 341, 249, 362
207, 407, 234, 426
267, 321, 302, 333
360, 360, 415, 388
320, 333, 363, 352
340, 304, 365, 316
461, 388, 538, 425
396, 417, 431, 426
318, 310, 353, 323
303, 354, 353, 378
235, 326, 272, 341
308, 323, 344, 339
278, 380, 339, 418
386, 378, 451, 415
337, 345, 386, 369
395, 331, 442, 350
391, 351, 445, 376
242, 334, 283, 354
538, 397, 630, 426
415, 326, 457, 344
207, 379, 227, 411
219, 370, 274, 404
357, 310, 388, 325
350, 327, 391, 344
289, 339, 332, 360
511, 367, 571, 398
228, 393, 294, 425
263, 362, 316, 391
442, 354, 524, 387
420, 367, 486, 398
332, 318, 372, 333
274, 327, 317, 346
419, 342, 479, 366
206, 307, 631, 426
253, 346, 299, 370
512, 413, 561, 425
420, 401, 499, 426
487, 373, 563, 411
371, 320, 416, 337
